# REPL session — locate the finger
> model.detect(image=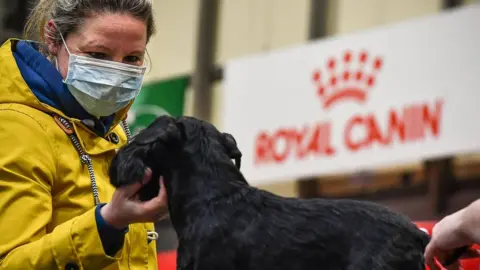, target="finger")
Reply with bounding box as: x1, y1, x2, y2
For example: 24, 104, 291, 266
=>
122, 168, 152, 197
141, 183, 168, 214
136, 167, 152, 187
425, 243, 437, 267
146, 176, 167, 205
142, 167, 152, 184
434, 258, 447, 270
427, 262, 442, 270
158, 176, 168, 202
426, 246, 446, 270
427, 258, 442, 270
